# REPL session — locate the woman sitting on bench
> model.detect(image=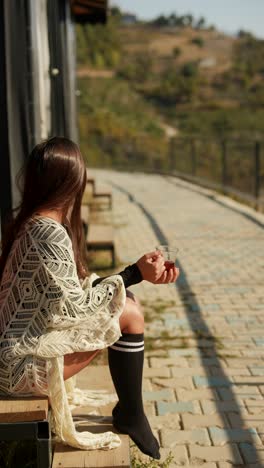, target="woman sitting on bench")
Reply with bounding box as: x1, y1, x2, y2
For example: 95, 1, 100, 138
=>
0, 137, 179, 459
